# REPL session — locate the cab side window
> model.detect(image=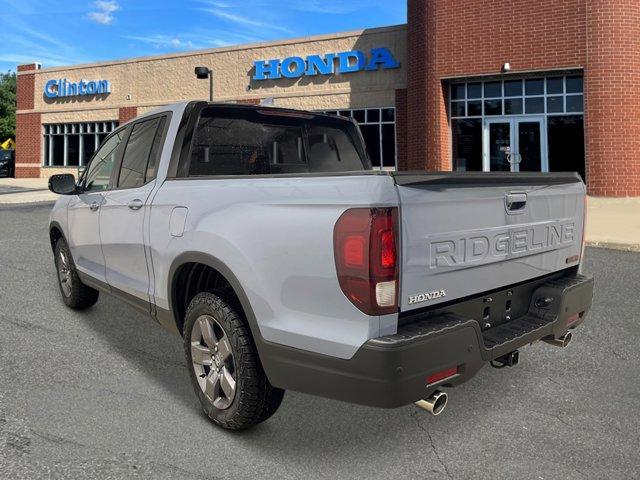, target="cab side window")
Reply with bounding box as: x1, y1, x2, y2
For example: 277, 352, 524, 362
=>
117, 117, 164, 189
84, 129, 126, 192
